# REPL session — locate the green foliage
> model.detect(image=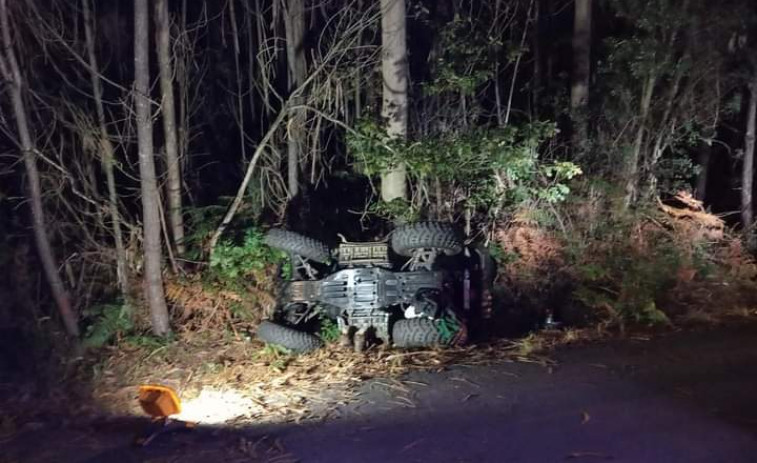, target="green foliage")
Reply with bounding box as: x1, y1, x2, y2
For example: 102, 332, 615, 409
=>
636, 301, 671, 325
227, 301, 252, 322
167, 225, 287, 330
122, 333, 175, 349
596, 0, 742, 197
259, 344, 294, 372
570, 223, 680, 326
655, 156, 700, 195
262, 343, 292, 356
82, 302, 134, 348
488, 244, 517, 267
347, 119, 581, 218
424, 14, 496, 95
209, 228, 287, 280
691, 243, 716, 278
183, 204, 227, 260
604, 0, 697, 80
435, 317, 461, 343
368, 198, 420, 222
183, 198, 264, 261
83, 303, 176, 350
318, 315, 341, 343
346, 118, 404, 174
